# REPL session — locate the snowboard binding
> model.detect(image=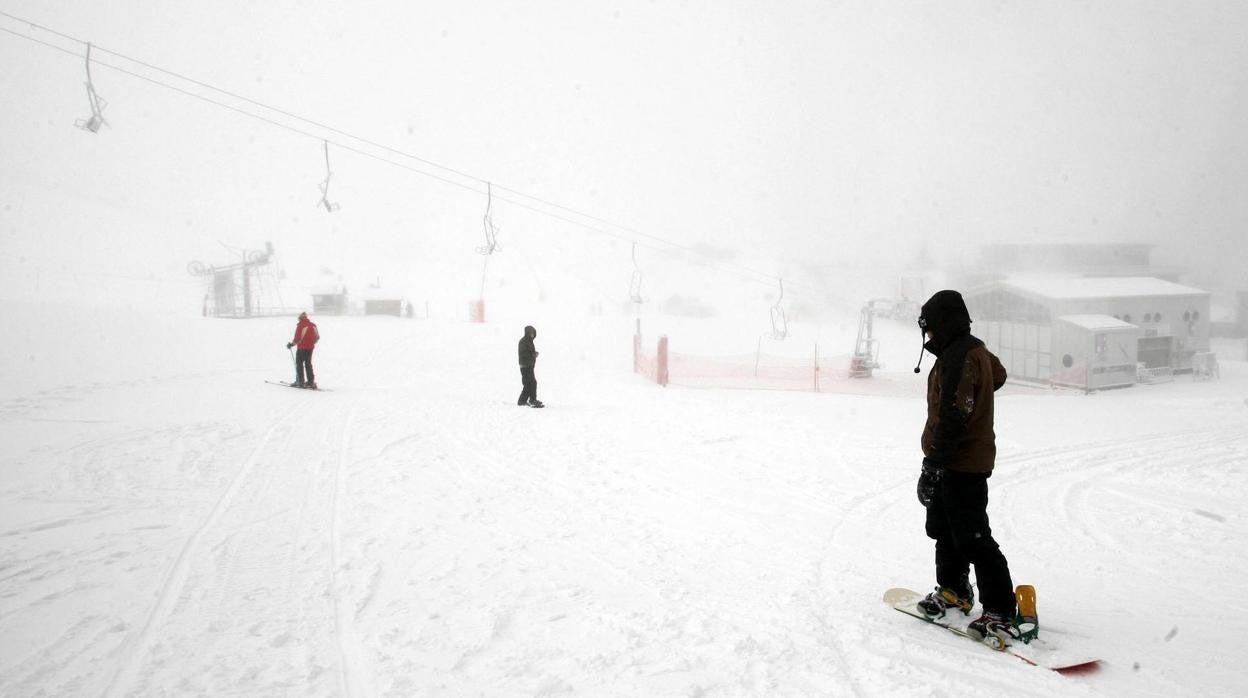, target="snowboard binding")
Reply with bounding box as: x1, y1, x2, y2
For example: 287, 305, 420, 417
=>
967, 585, 1040, 650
